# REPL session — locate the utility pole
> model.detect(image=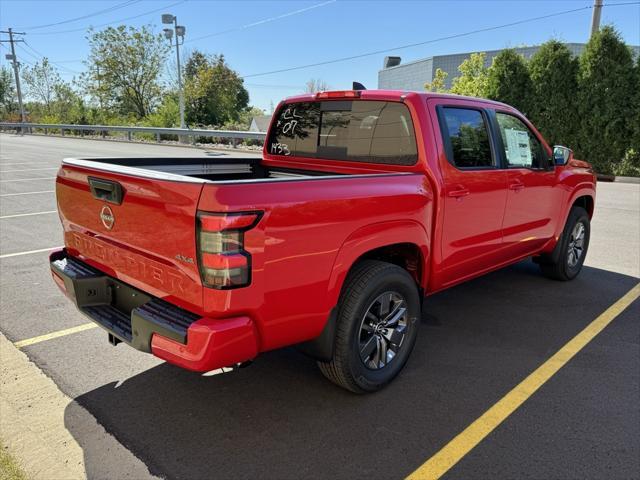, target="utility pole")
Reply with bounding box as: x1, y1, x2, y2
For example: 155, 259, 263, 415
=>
162, 14, 186, 130
590, 0, 604, 37
0, 28, 27, 124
